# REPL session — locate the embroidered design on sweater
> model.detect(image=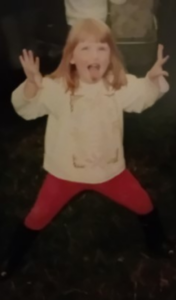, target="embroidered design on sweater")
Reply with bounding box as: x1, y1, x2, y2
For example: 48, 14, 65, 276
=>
72, 155, 85, 168
70, 94, 120, 169
107, 149, 119, 164
70, 95, 82, 112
